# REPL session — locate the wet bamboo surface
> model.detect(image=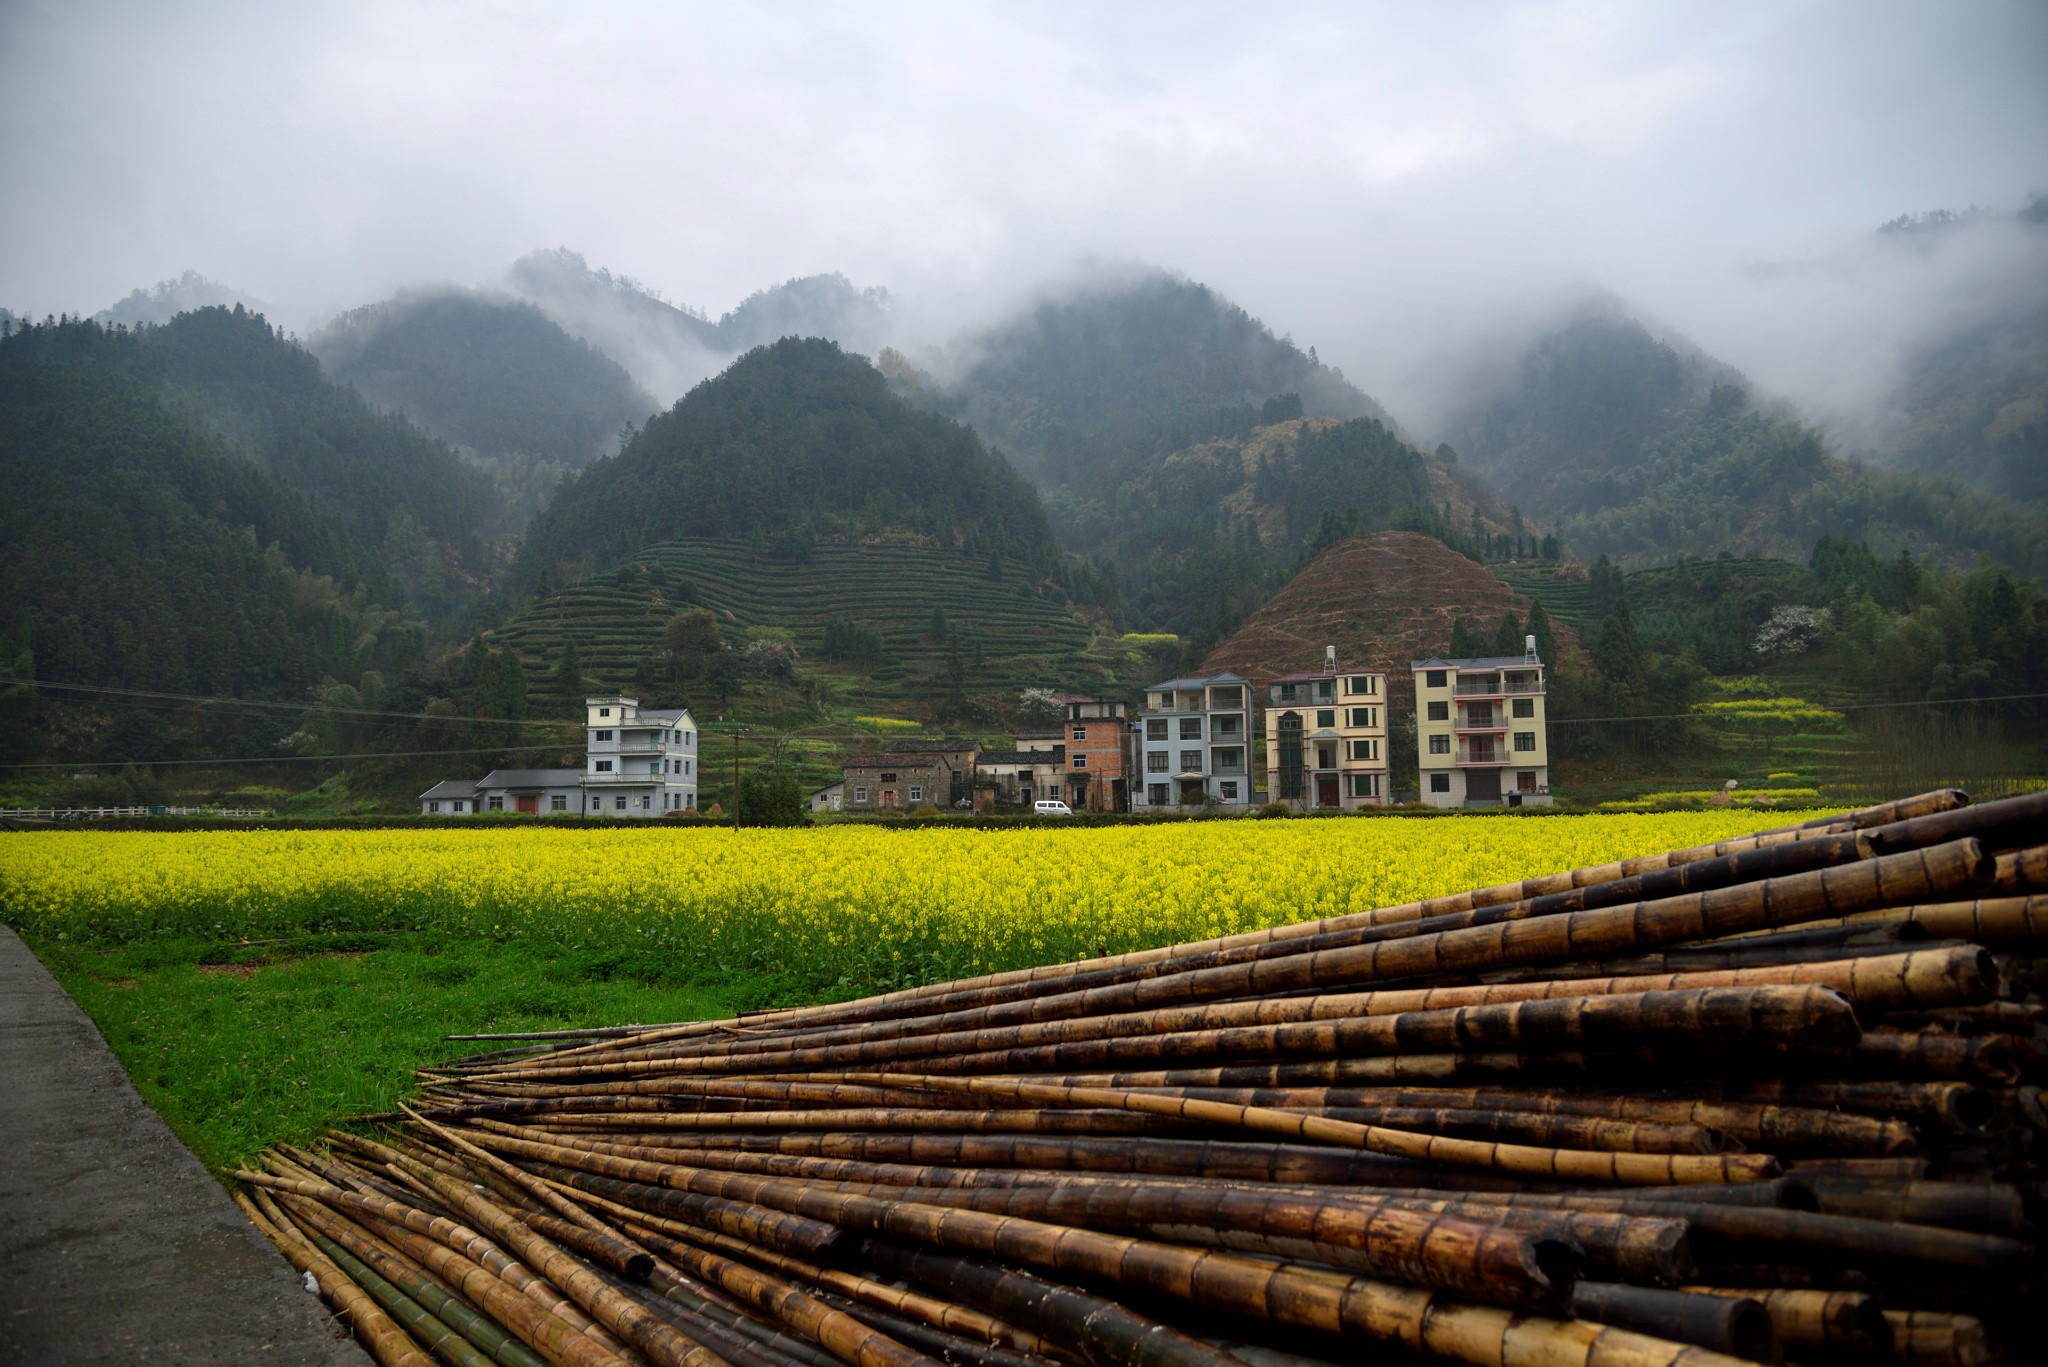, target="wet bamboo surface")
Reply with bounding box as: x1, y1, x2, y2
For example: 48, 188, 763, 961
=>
234, 789, 2045, 1367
